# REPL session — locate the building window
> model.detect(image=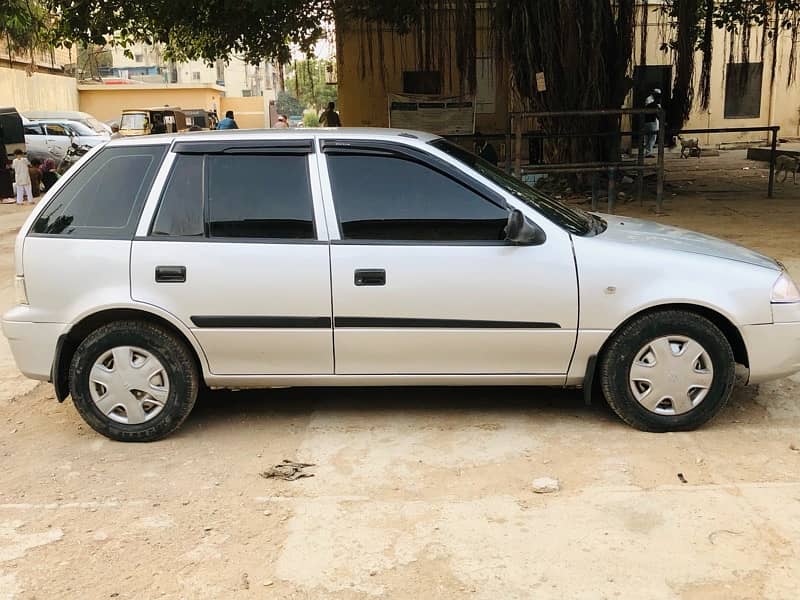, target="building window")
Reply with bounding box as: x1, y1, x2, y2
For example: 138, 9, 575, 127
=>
402, 71, 442, 95
191, 71, 201, 81
725, 62, 763, 119
134, 54, 143, 63
242, 90, 252, 97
